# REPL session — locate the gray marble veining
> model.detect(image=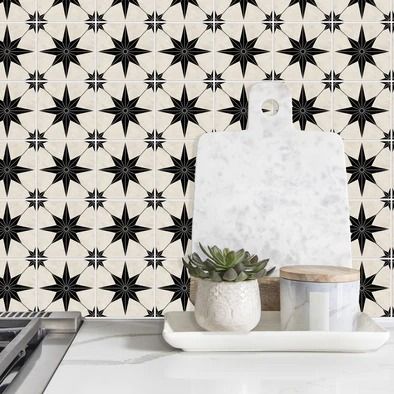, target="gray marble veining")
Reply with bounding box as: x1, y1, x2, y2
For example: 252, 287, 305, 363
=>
192, 83, 352, 270
45, 319, 394, 394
